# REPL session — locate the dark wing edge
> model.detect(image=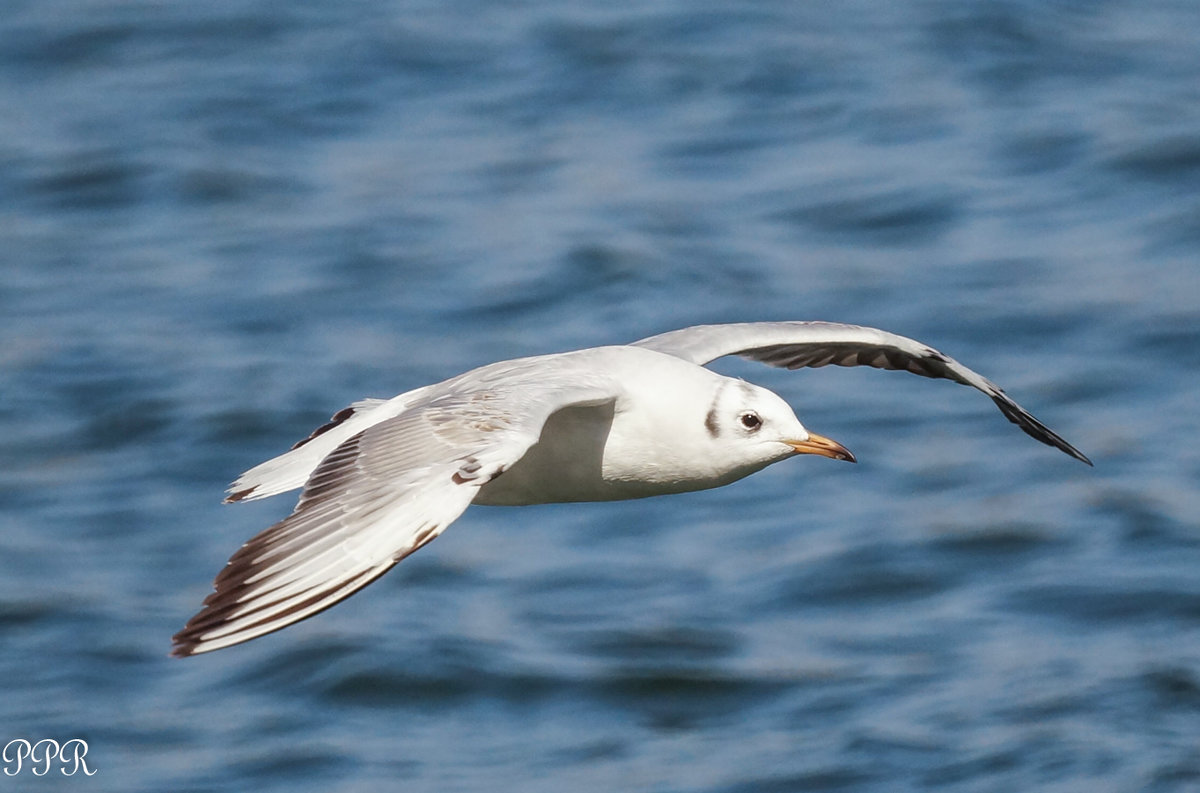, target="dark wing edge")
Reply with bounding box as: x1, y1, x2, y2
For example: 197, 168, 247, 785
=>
633, 322, 1092, 465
